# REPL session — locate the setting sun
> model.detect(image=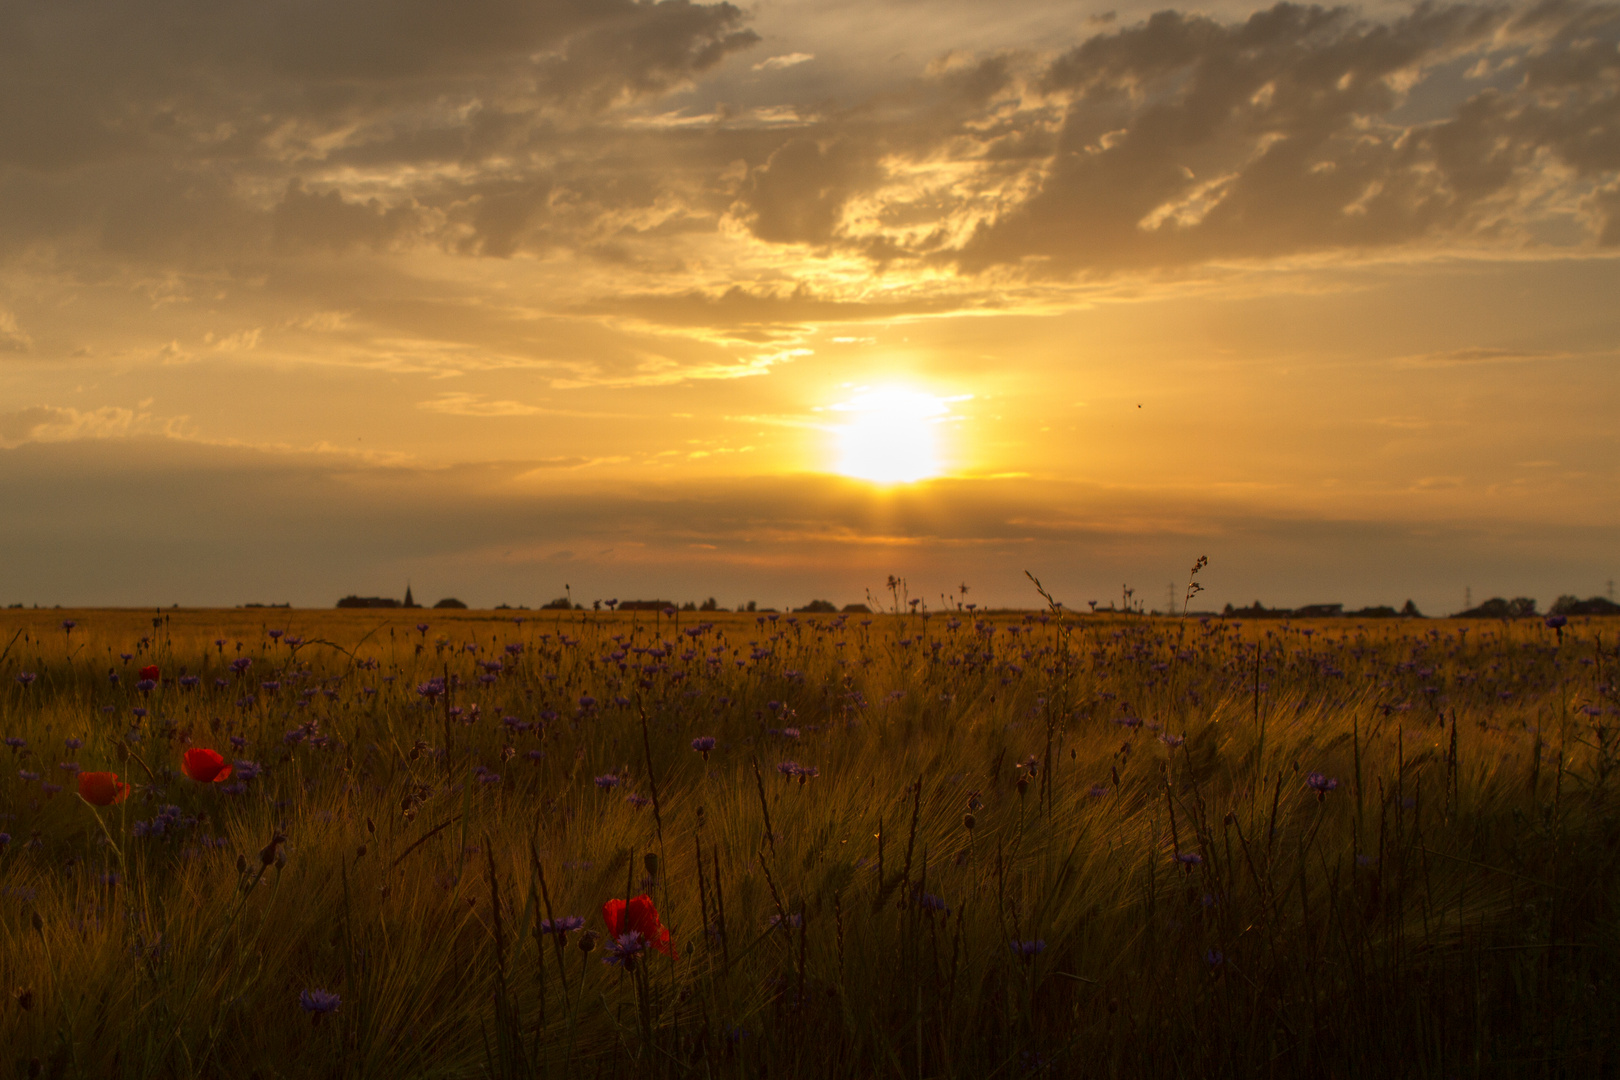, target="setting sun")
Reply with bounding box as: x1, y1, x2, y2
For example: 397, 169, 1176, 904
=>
830, 386, 951, 484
